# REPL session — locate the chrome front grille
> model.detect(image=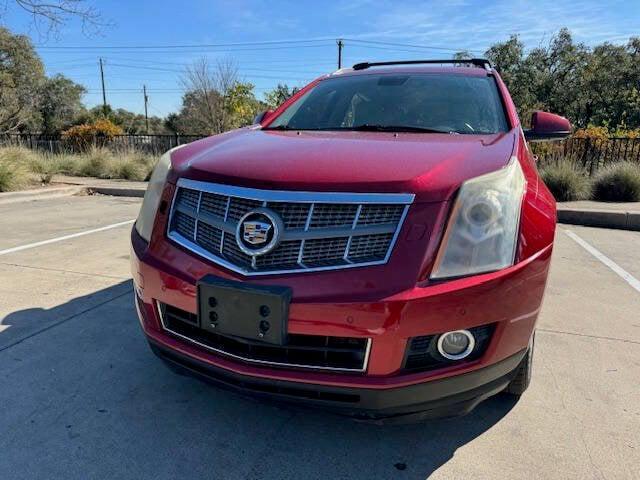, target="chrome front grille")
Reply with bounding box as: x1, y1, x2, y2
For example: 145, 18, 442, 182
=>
167, 178, 414, 276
